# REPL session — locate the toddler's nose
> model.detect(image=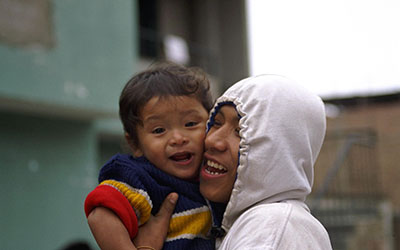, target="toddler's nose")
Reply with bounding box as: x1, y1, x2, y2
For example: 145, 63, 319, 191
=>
169, 130, 188, 146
